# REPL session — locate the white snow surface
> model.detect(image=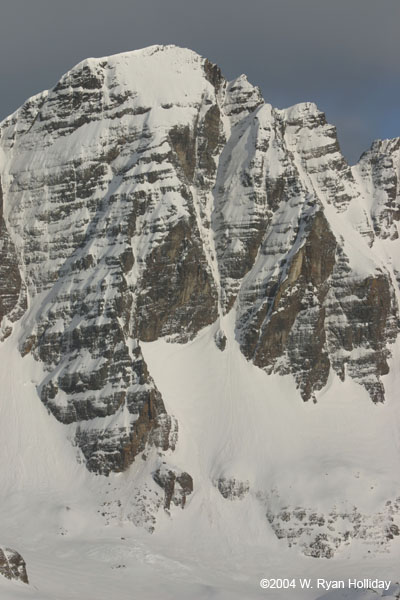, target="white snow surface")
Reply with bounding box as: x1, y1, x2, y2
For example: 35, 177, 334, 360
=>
1, 314, 400, 599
